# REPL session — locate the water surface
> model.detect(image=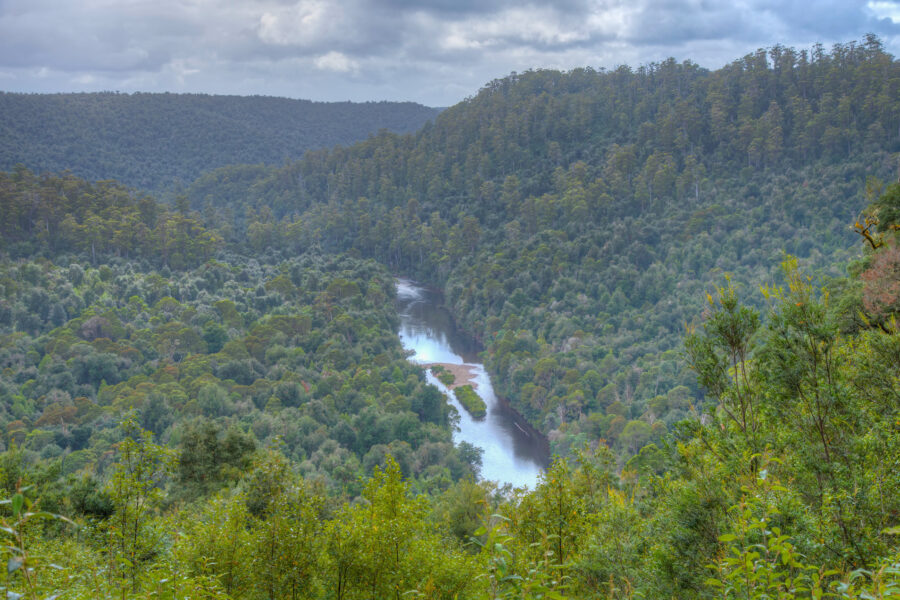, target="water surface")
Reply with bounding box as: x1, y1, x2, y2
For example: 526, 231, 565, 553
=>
396, 278, 548, 488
